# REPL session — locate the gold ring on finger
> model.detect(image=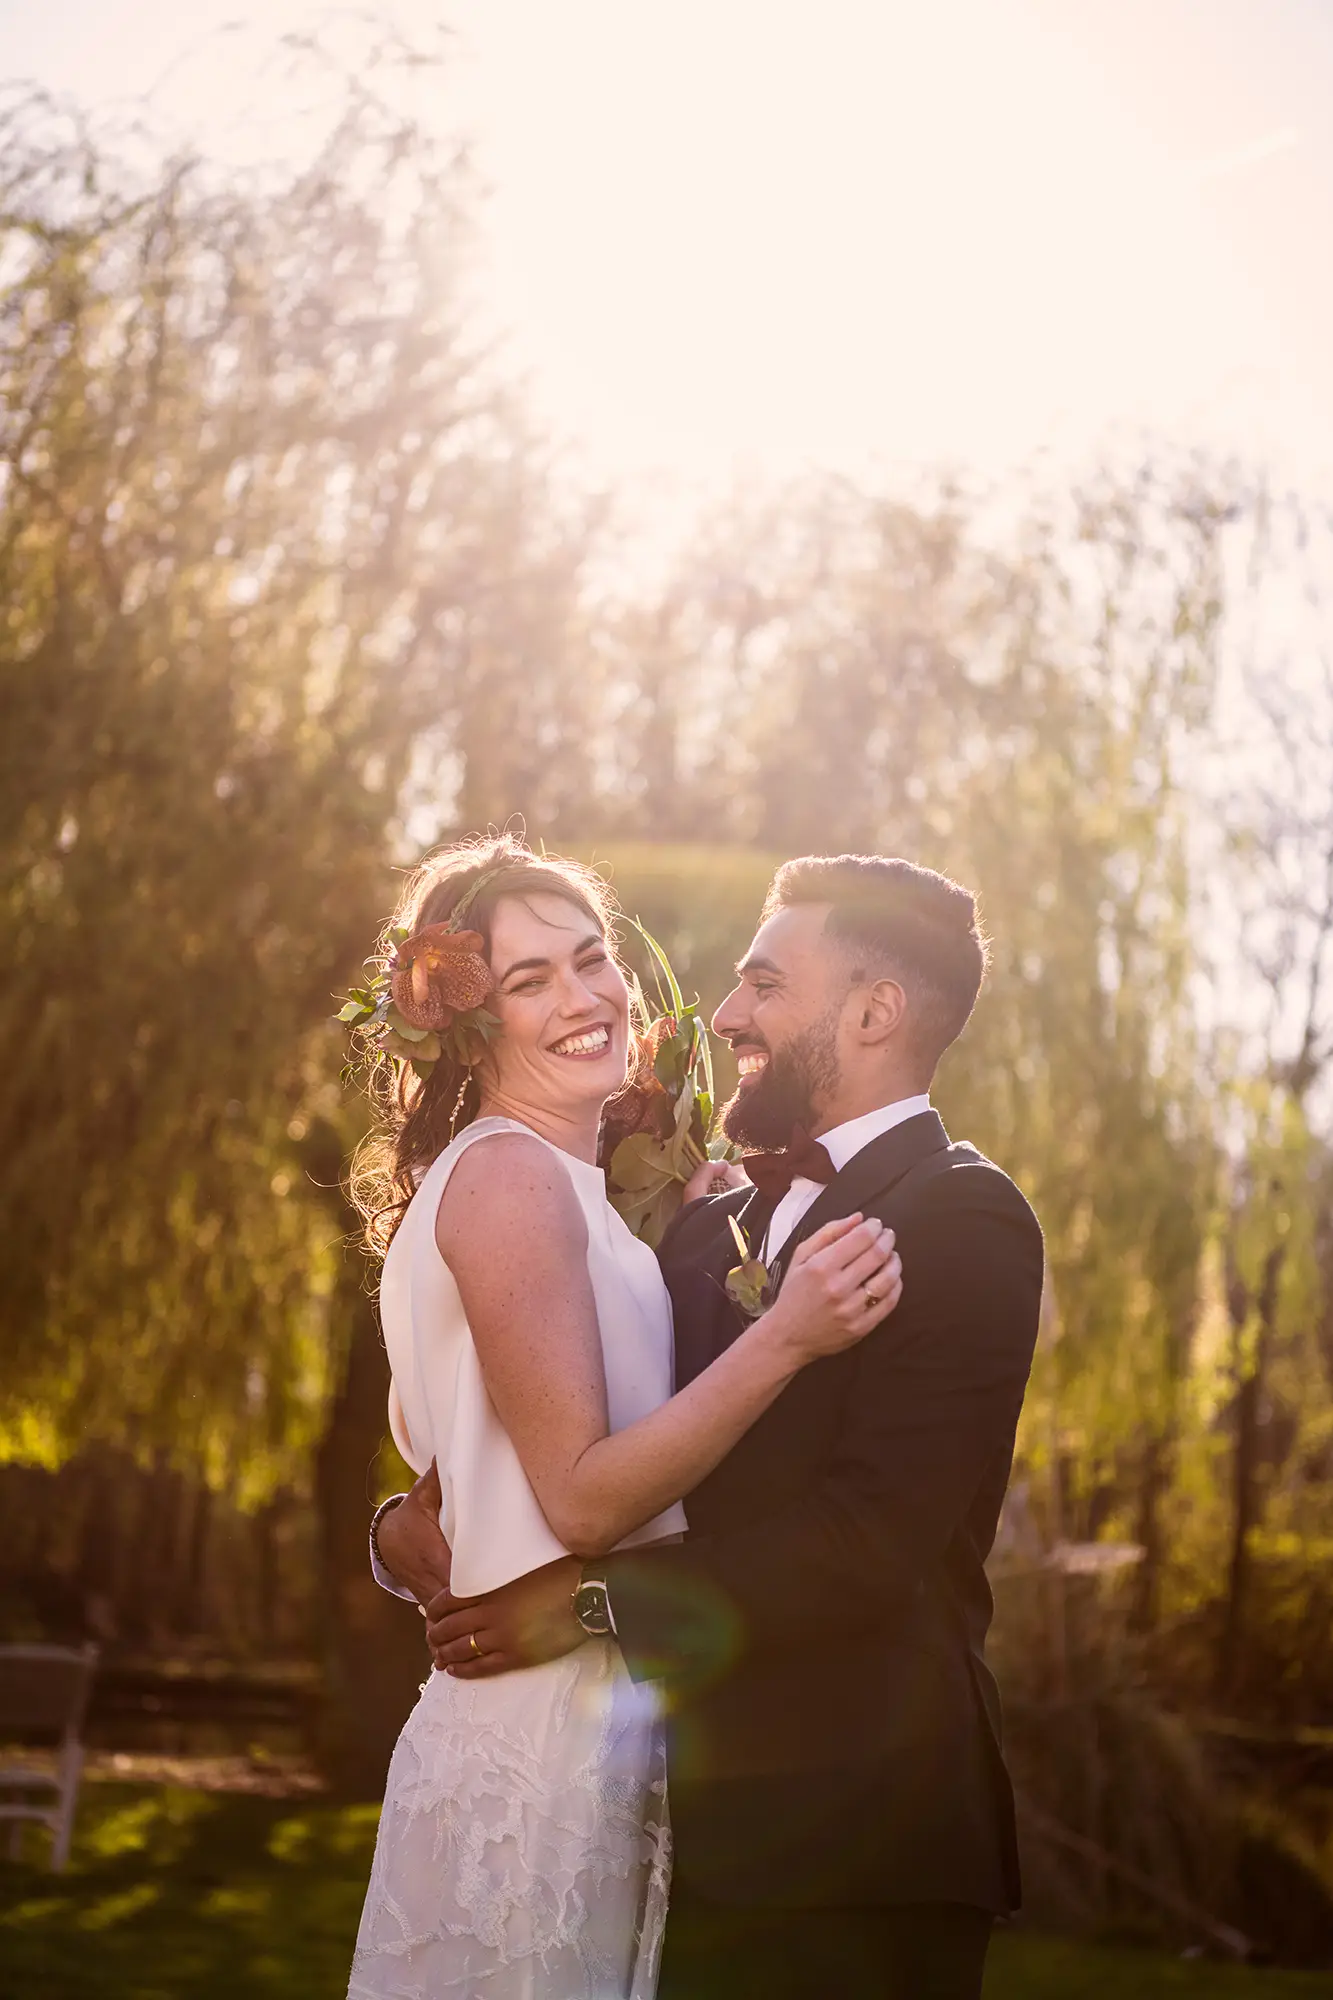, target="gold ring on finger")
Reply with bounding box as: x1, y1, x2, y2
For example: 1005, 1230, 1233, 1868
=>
863, 1287, 881, 1309
468, 1632, 482, 1658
